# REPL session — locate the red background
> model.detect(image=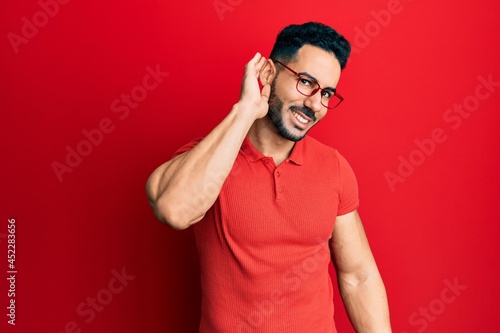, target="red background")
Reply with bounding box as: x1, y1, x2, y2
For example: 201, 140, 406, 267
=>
1, 0, 499, 332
